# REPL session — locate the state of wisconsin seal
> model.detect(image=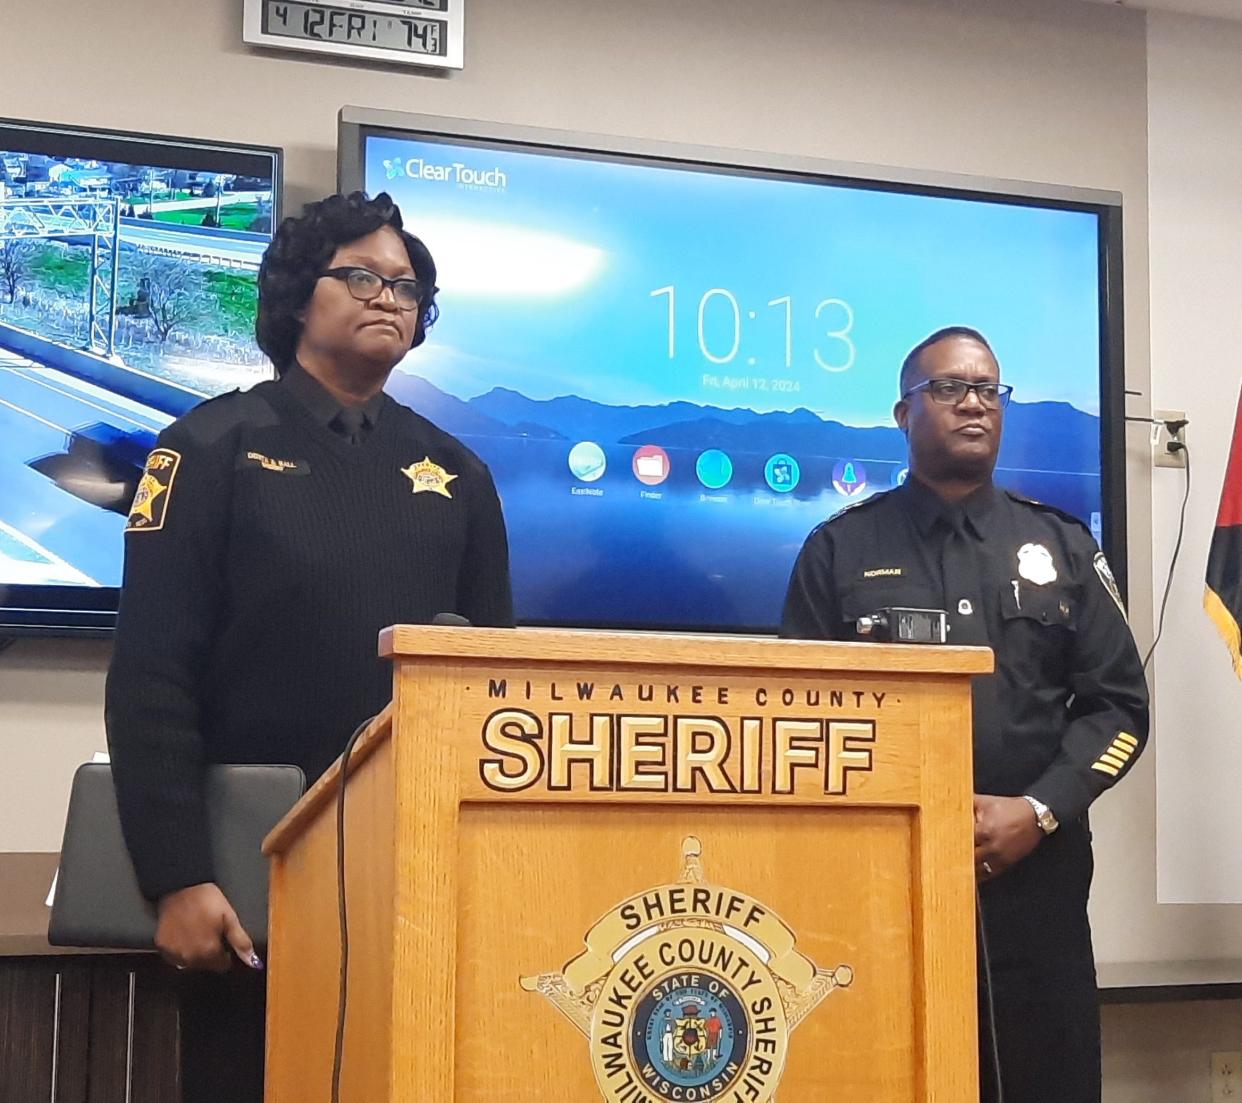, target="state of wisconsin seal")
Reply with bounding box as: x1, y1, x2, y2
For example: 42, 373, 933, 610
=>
520, 836, 853, 1103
